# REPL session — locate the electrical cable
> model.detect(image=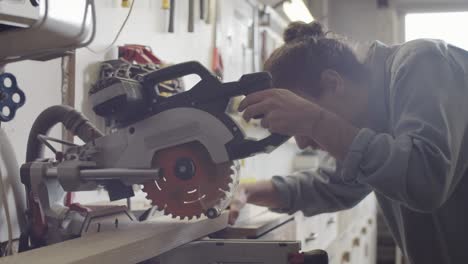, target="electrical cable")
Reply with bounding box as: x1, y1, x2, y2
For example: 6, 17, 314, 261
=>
0, 126, 27, 244
0, 77, 13, 256
86, 0, 136, 54
0, 151, 13, 256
